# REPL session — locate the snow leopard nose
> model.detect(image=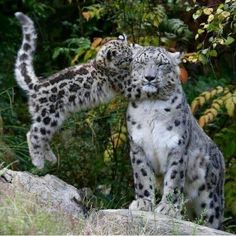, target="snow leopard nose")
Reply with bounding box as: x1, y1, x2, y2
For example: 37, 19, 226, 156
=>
145, 75, 155, 81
